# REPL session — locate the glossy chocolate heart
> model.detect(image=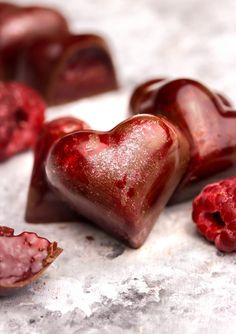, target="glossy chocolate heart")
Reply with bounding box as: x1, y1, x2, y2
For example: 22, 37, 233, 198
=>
46, 115, 189, 248
16, 34, 118, 105
130, 78, 236, 204
25, 117, 90, 223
